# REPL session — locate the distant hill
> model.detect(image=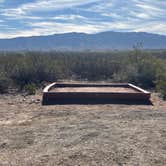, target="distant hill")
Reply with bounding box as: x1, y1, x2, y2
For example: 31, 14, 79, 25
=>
0, 31, 166, 51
